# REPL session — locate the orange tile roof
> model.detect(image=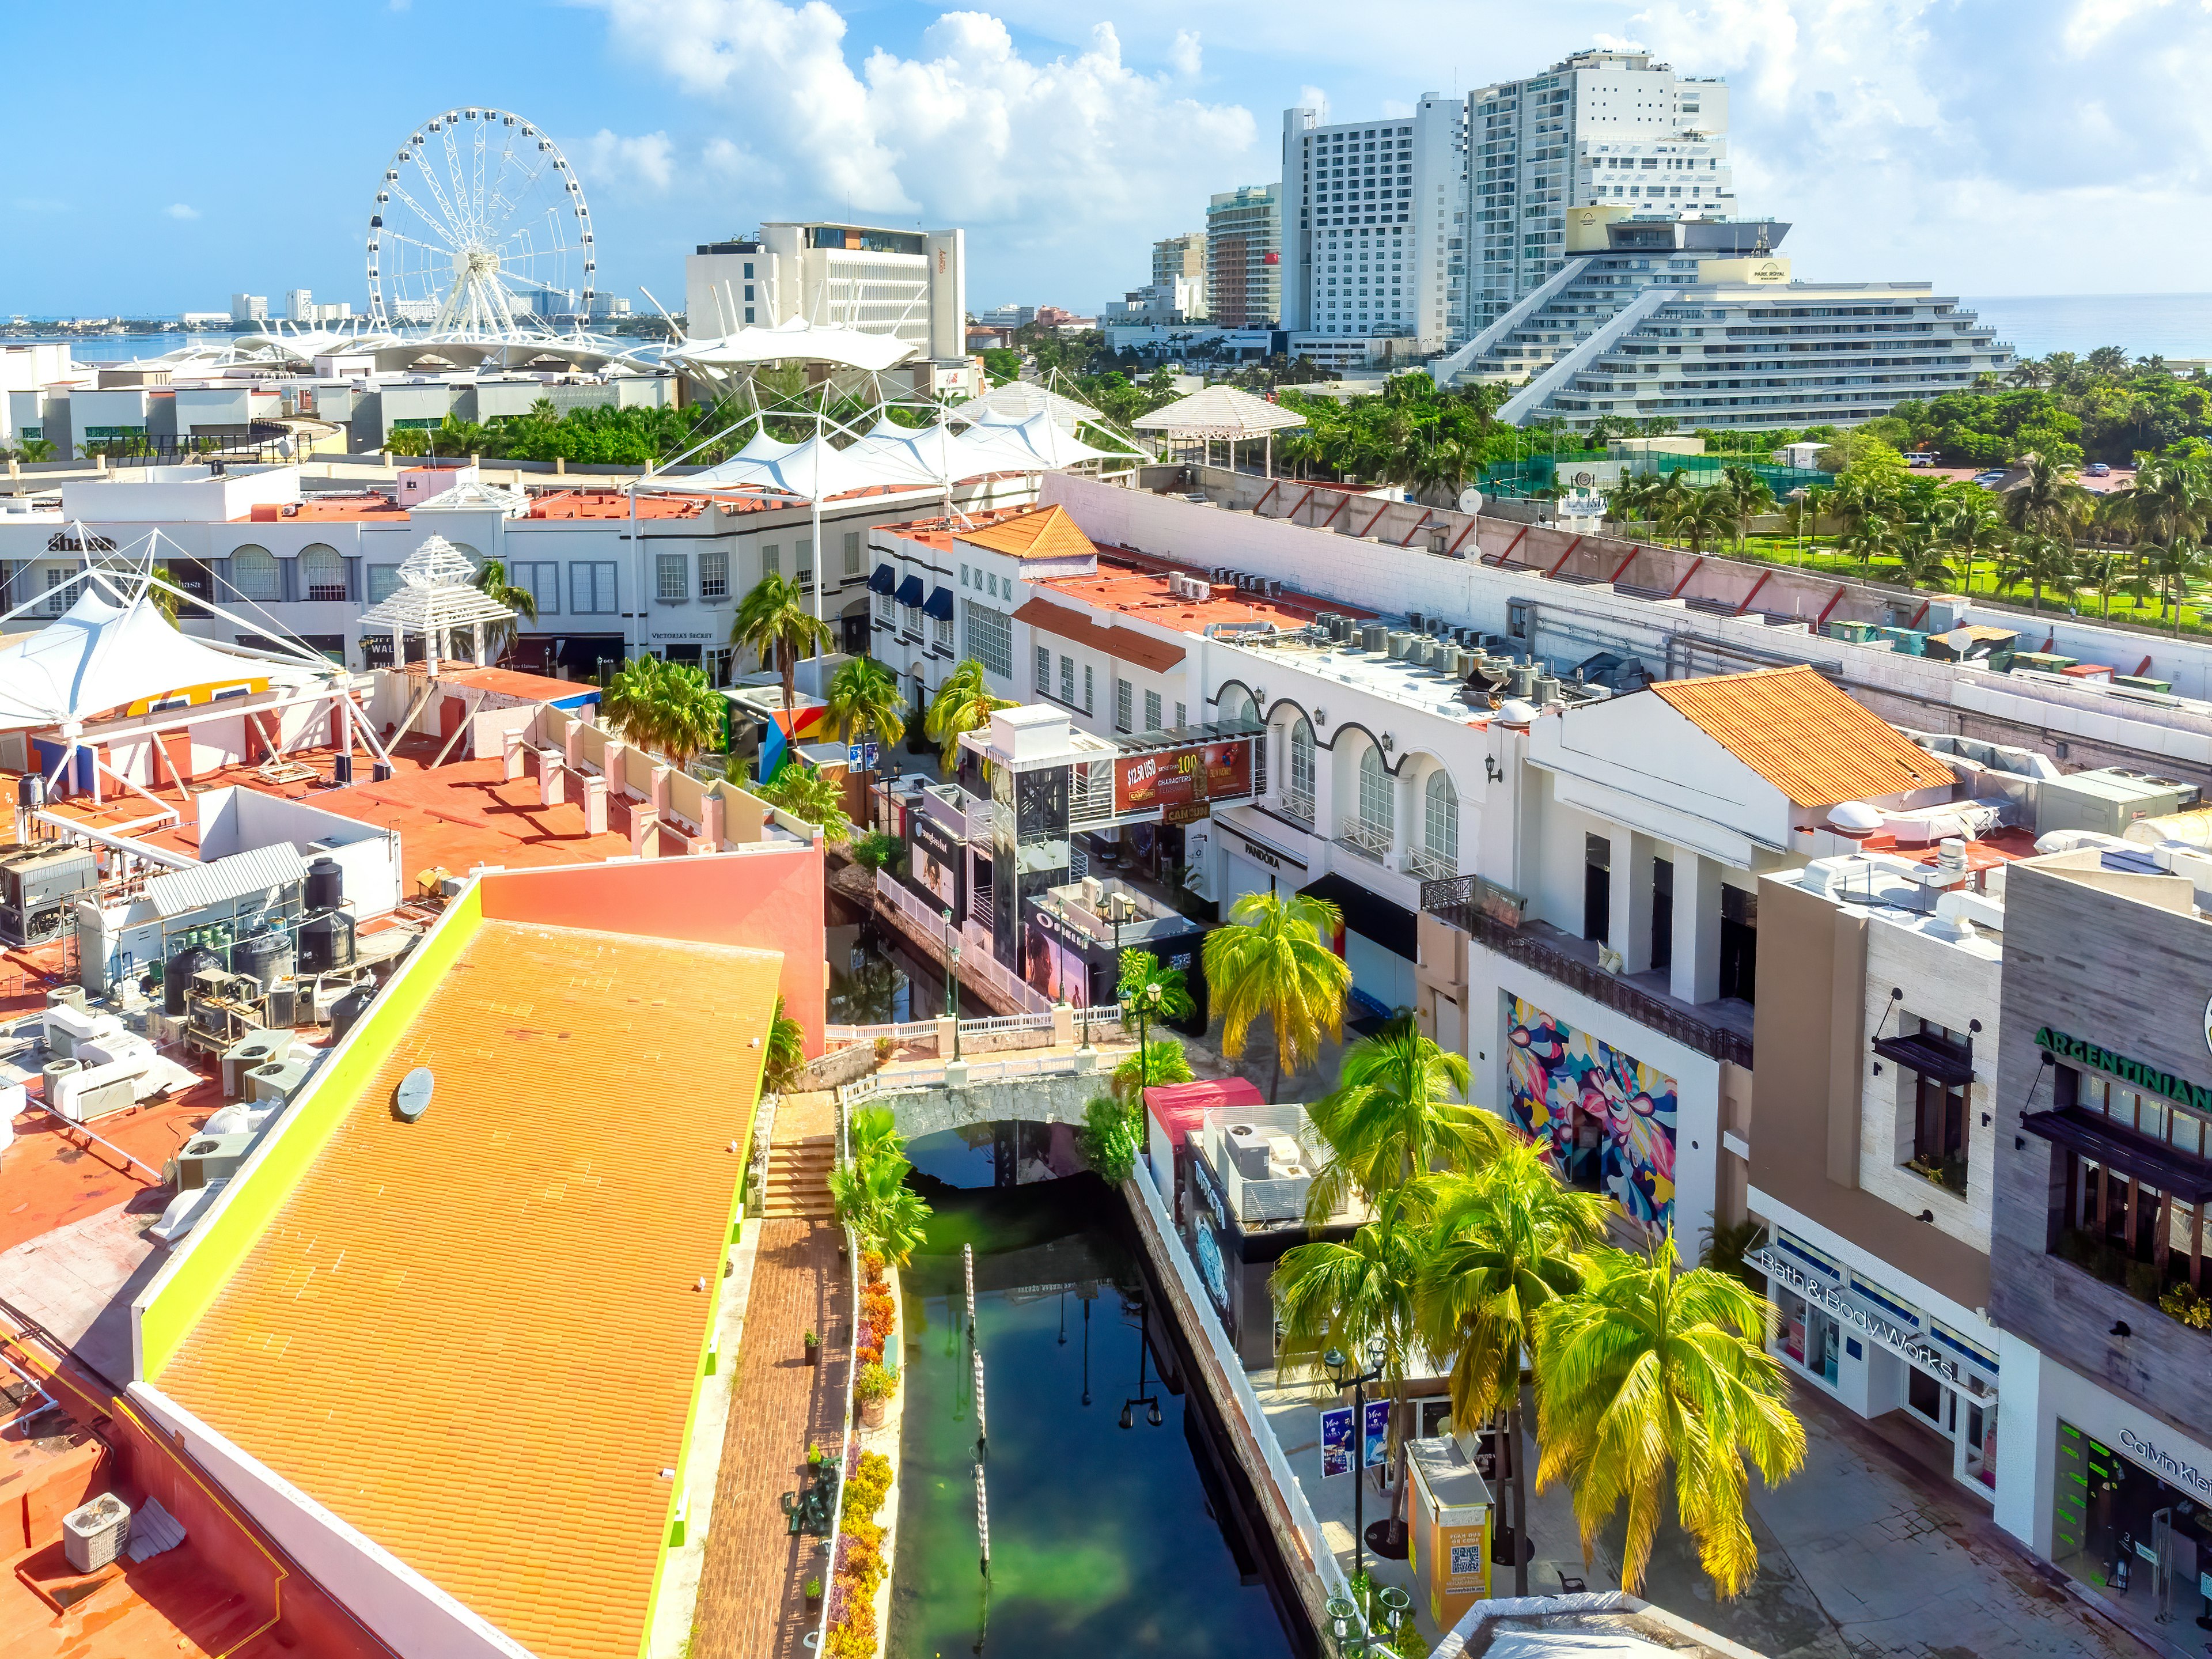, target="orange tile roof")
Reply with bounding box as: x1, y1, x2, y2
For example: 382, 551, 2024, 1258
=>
1652, 665, 1954, 806
1013, 593, 1187, 673
157, 919, 781, 1659
244, 495, 408, 523
958, 503, 1097, 563
1040, 555, 1368, 641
